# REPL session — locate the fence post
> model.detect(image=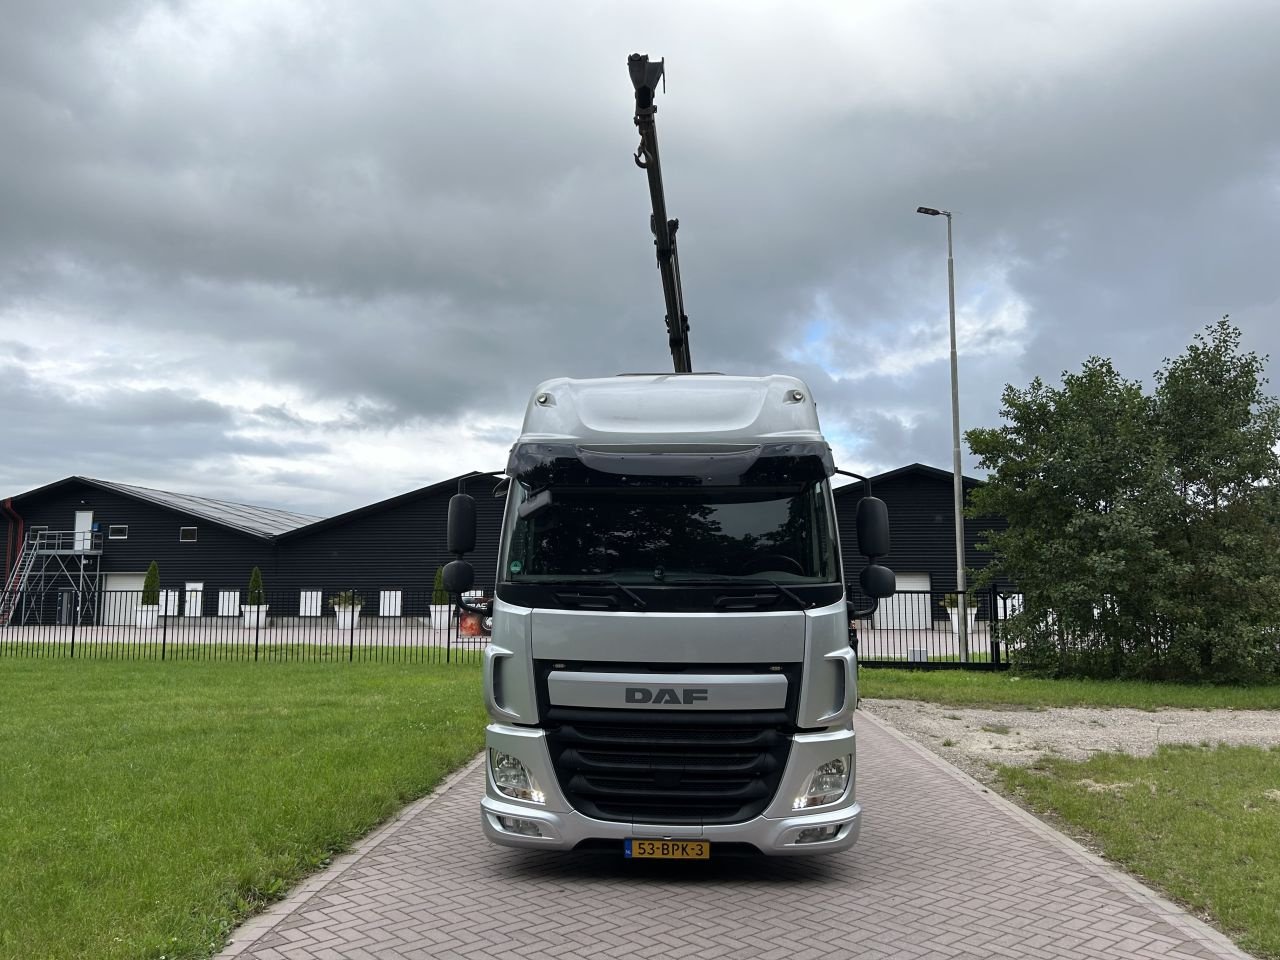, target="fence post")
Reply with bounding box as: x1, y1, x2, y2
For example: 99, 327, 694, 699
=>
348, 589, 356, 662
70, 590, 78, 658
988, 585, 1001, 669
254, 599, 260, 662
161, 600, 168, 660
